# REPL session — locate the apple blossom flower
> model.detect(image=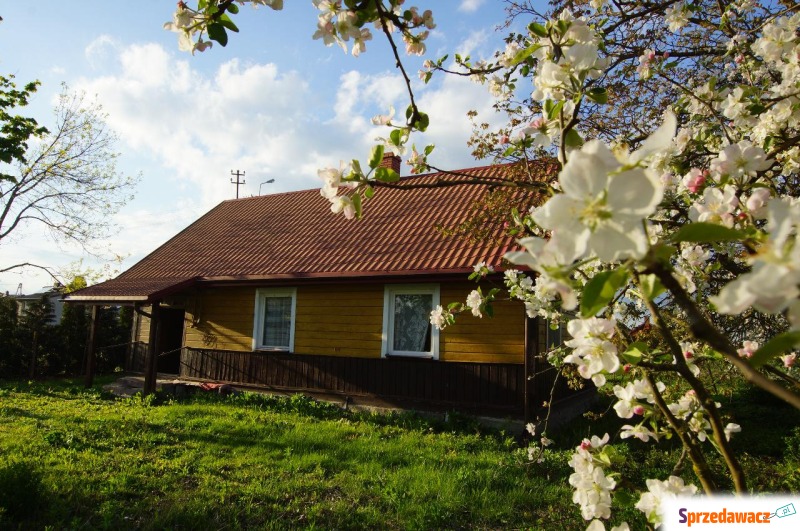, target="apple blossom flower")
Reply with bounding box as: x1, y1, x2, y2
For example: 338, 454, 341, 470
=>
312, 16, 340, 48
664, 4, 689, 32
681, 168, 707, 194
744, 188, 771, 218
637, 49, 655, 79
688, 185, 739, 227
371, 105, 395, 126
312, 0, 341, 16
466, 290, 483, 318
612, 382, 639, 418
318, 161, 351, 199
711, 198, 800, 317
499, 42, 521, 68
536, 112, 674, 263
429, 305, 452, 330
781, 353, 796, 368
334, 10, 362, 43
636, 476, 697, 526
351, 28, 372, 57
564, 317, 620, 386
329, 195, 356, 219
620, 424, 658, 442
710, 141, 773, 183
724, 423, 741, 441
681, 245, 711, 268
569, 433, 617, 521
586, 520, 630, 531
504, 235, 579, 310
737, 340, 758, 358
473, 261, 495, 276
403, 32, 427, 55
